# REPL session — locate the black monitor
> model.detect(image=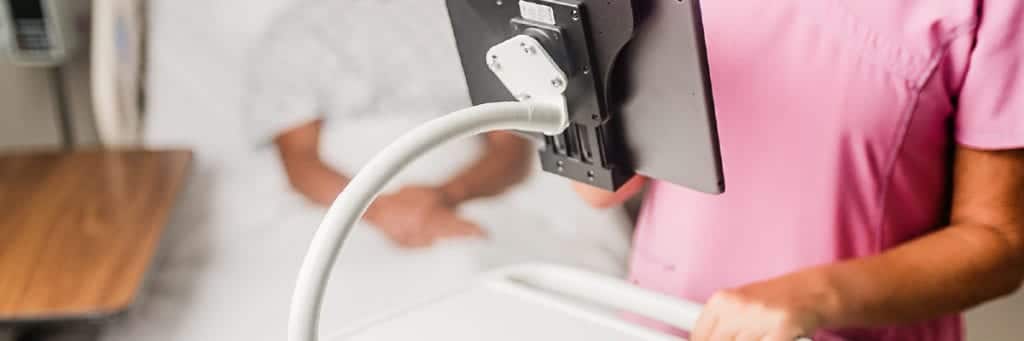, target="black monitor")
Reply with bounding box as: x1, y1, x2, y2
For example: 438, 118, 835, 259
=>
446, 0, 724, 194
